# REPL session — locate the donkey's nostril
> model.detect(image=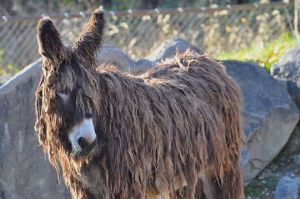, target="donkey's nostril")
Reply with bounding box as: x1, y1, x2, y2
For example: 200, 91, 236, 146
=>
77, 137, 88, 149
